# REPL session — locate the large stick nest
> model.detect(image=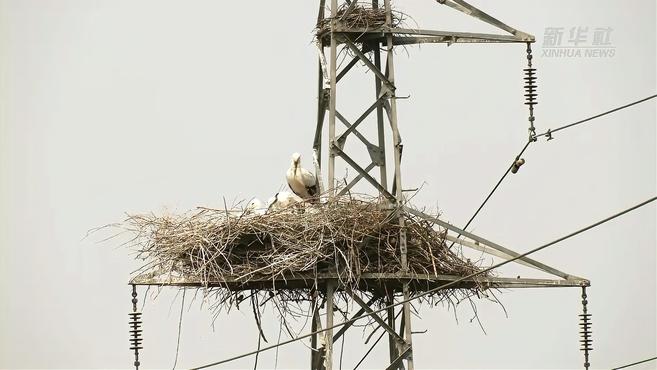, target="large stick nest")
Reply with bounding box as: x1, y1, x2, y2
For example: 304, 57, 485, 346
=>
125, 196, 486, 291
315, 2, 405, 38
